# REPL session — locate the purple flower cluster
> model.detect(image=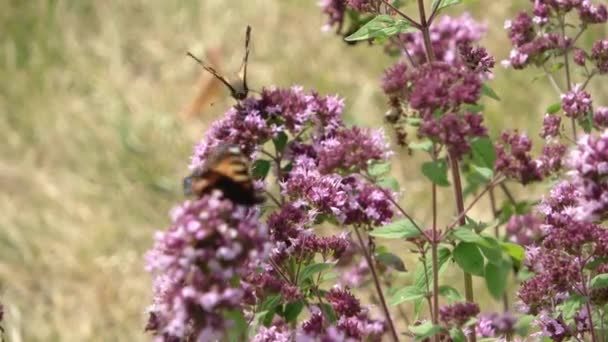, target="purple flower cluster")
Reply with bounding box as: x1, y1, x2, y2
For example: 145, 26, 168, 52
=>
144, 192, 268, 340
282, 156, 395, 226
495, 131, 566, 184
591, 39, 608, 74
541, 114, 561, 138
381, 61, 488, 159
561, 85, 592, 119
504, 0, 607, 71
517, 132, 608, 339
190, 86, 344, 170
398, 14, 486, 66
506, 213, 543, 245
298, 287, 386, 341
476, 312, 517, 338
315, 127, 392, 173
249, 287, 386, 342
593, 107, 608, 128
439, 301, 480, 327
568, 131, 608, 221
